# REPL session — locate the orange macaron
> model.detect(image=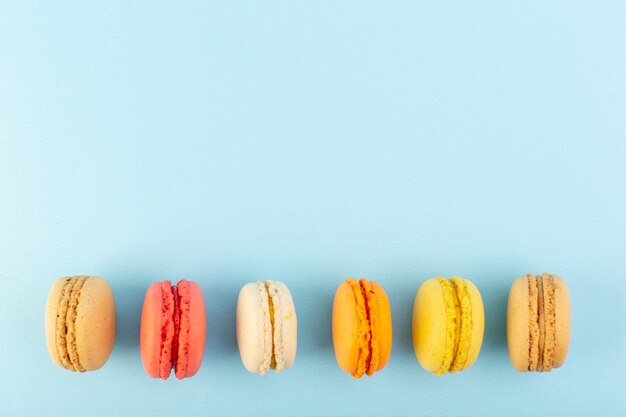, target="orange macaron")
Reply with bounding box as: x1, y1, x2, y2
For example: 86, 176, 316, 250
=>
140, 279, 206, 380
332, 278, 392, 378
